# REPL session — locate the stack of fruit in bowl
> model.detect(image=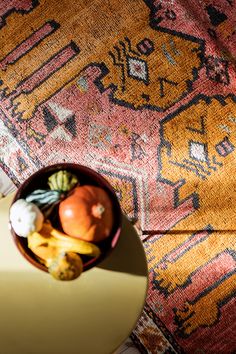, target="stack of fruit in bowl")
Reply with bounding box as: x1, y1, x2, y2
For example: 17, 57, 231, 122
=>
9, 167, 120, 281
